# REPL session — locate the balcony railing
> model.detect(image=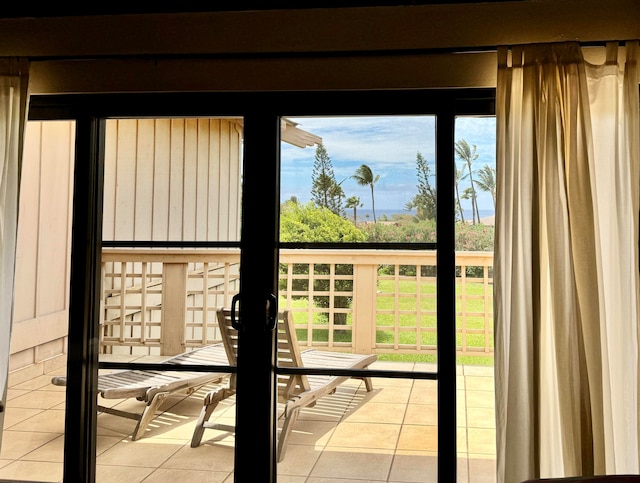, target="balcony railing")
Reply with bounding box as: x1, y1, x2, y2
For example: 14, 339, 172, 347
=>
100, 248, 494, 360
